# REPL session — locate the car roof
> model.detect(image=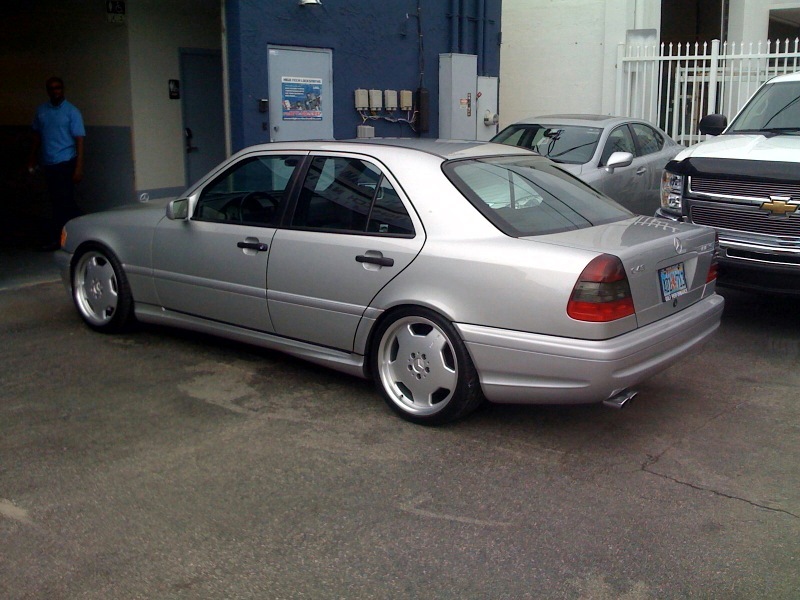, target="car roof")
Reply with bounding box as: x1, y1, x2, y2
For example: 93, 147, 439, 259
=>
345, 137, 537, 159
233, 138, 535, 161
767, 71, 800, 84
509, 114, 636, 128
